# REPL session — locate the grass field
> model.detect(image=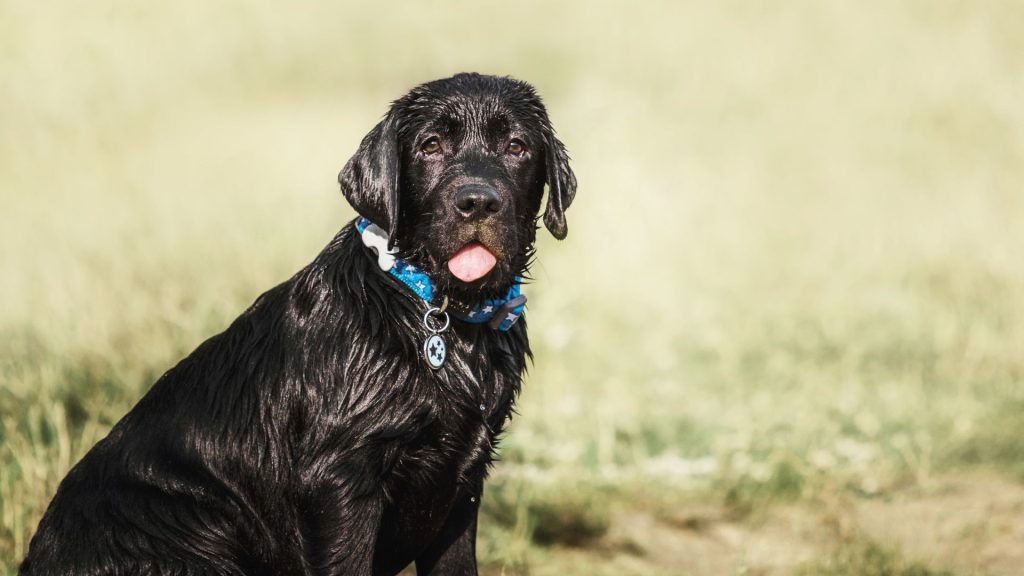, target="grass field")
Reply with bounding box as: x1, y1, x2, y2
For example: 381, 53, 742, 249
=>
3, 1, 1024, 574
